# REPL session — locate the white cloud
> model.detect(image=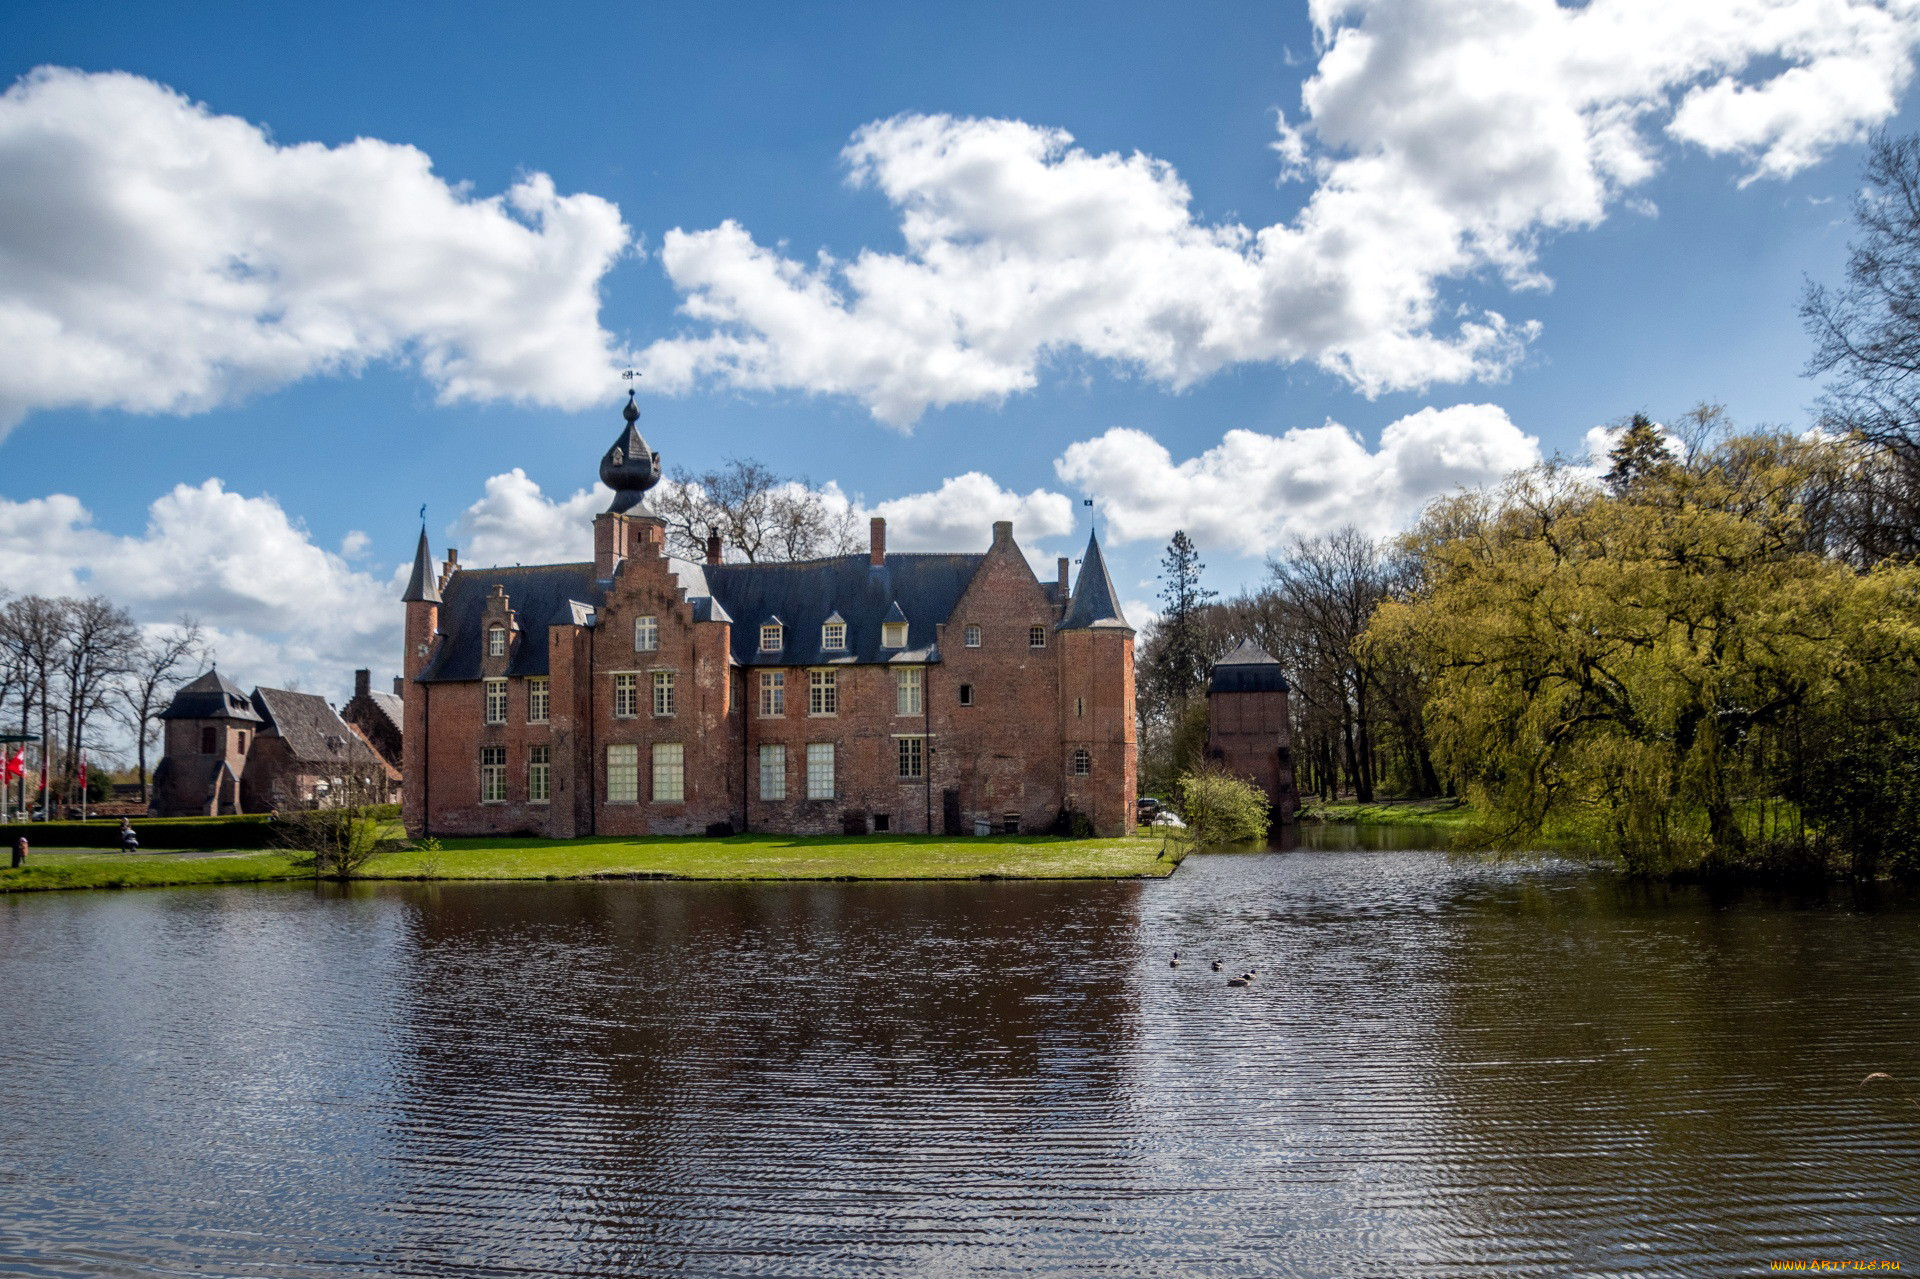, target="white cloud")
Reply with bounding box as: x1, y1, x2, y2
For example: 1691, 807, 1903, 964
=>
870, 473, 1076, 552
450, 468, 610, 568
0, 480, 398, 696
638, 0, 1920, 426
1055, 404, 1542, 554
0, 67, 632, 435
